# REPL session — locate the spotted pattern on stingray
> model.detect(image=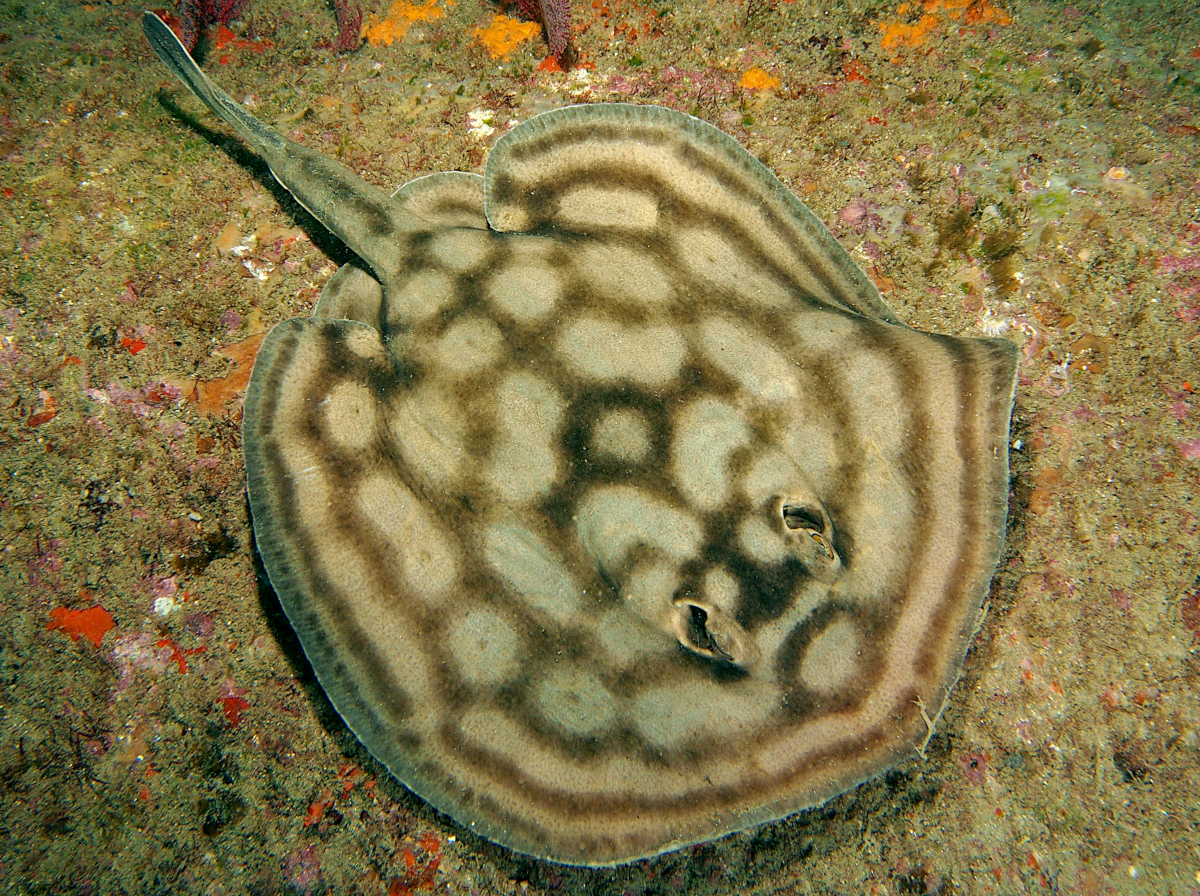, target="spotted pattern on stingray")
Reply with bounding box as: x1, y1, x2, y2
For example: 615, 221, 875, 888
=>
144, 11, 1018, 867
